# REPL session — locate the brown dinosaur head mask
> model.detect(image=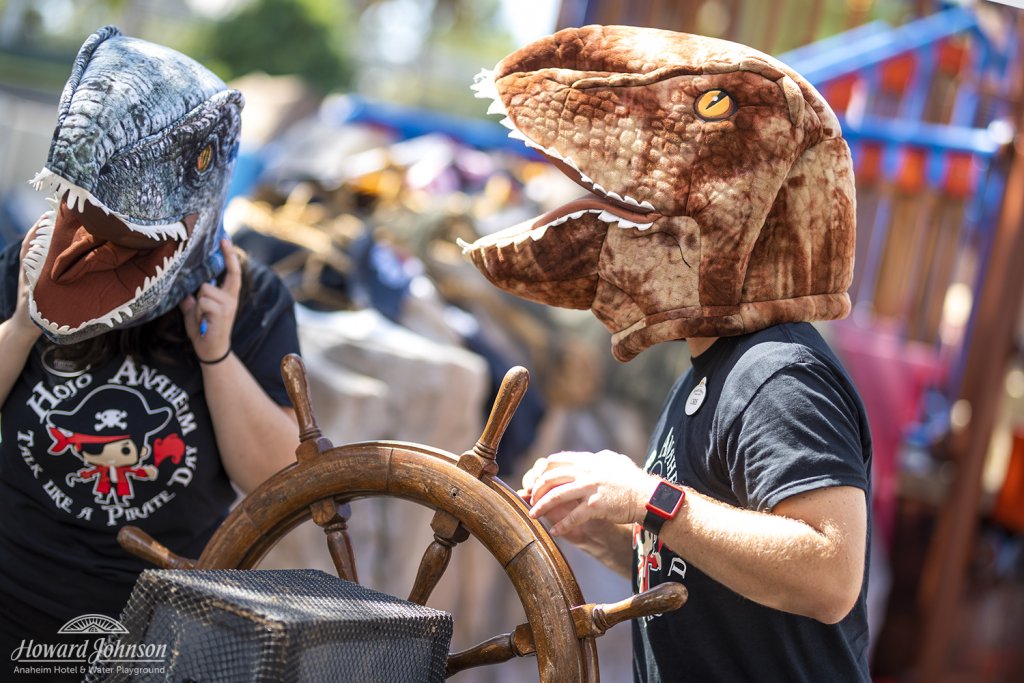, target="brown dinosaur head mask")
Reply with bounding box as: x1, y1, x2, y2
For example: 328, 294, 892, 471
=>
460, 25, 855, 361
